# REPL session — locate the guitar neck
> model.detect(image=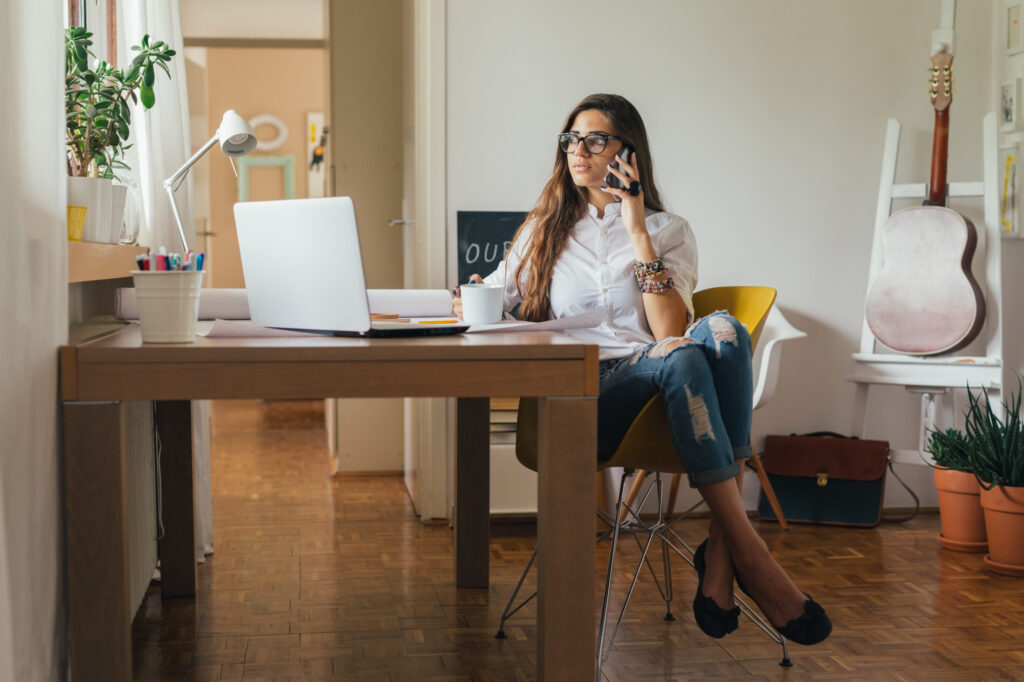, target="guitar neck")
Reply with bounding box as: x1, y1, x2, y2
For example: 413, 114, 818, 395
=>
928, 108, 950, 206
